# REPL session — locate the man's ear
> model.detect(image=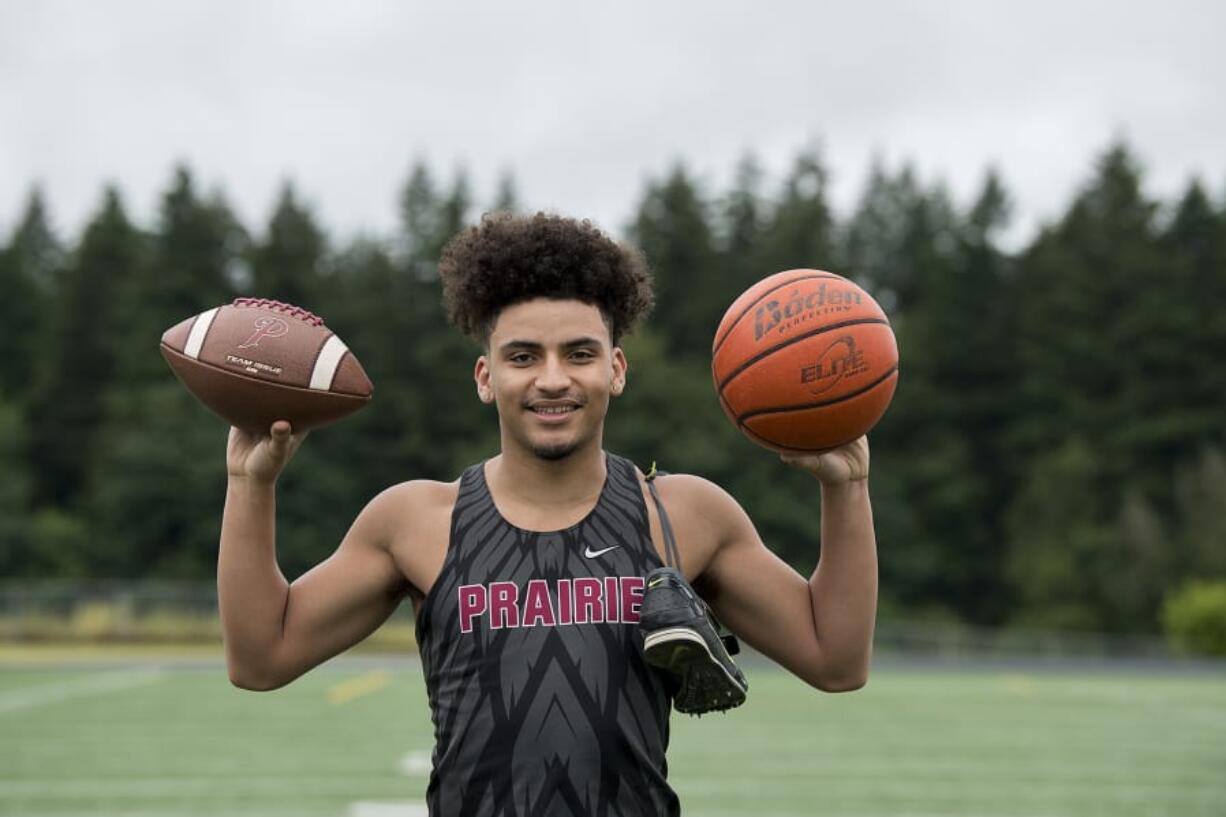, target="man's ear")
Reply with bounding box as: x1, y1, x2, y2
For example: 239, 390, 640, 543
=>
611, 346, 627, 396
475, 356, 495, 404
